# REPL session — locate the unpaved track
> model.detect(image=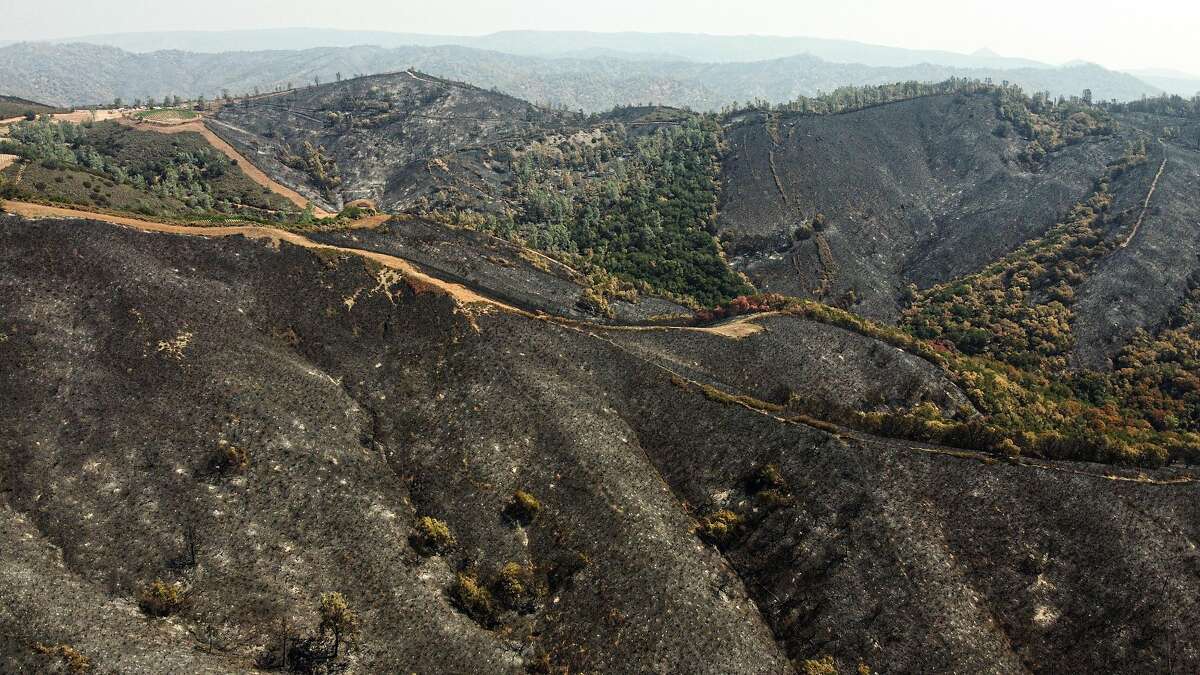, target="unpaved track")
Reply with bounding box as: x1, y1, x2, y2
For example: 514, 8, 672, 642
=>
4, 200, 757, 339
0, 154, 17, 171
1118, 142, 1169, 249
3, 201, 500, 308
6, 201, 1199, 484
118, 118, 335, 218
